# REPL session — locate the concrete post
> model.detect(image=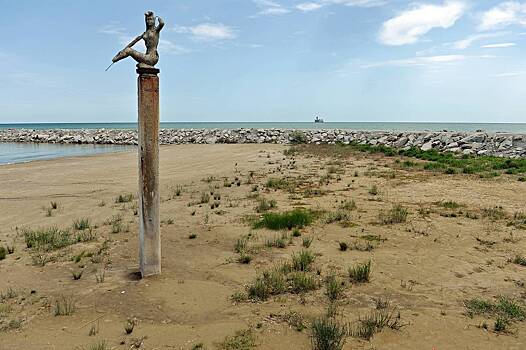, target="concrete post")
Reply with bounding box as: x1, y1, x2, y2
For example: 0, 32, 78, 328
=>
137, 67, 161, 277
